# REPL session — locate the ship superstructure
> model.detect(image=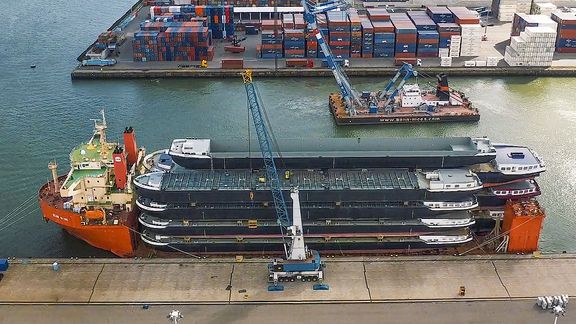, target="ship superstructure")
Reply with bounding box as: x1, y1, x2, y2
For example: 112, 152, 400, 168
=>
38, 111, 144, 257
